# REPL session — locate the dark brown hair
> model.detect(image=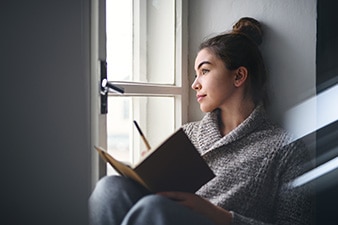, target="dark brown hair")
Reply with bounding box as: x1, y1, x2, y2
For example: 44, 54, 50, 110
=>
199, 17, 268, 107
